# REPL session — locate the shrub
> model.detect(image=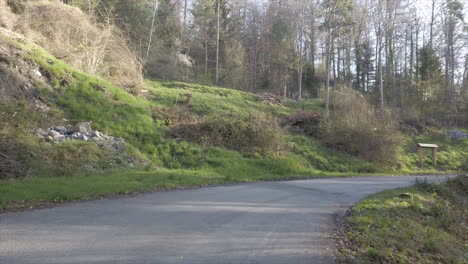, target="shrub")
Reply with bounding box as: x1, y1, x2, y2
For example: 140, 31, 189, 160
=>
170, 113, 284, 155
322, 87, 403, 166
